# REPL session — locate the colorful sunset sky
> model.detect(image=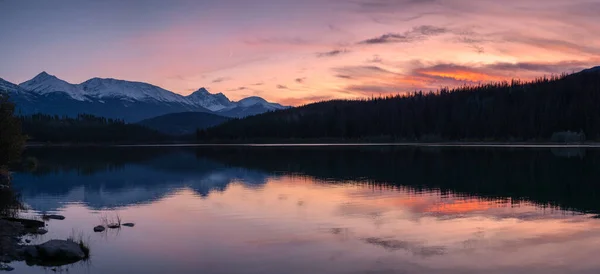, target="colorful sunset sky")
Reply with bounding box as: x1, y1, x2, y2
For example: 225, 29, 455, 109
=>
1, 0, 599, 105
